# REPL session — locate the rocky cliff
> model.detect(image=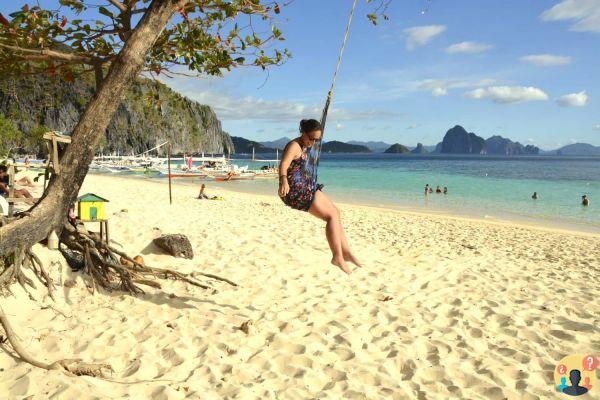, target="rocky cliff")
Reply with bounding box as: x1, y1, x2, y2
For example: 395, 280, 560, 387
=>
485, 135, 539, 155
441, 125, 486, 154
411, 143, 428, 154
0, 74, 233, 156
